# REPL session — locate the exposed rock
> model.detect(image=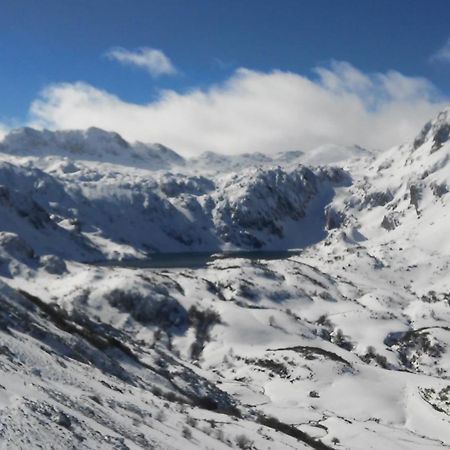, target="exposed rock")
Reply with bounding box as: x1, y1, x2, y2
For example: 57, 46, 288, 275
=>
381, 213, 400, 231
40, 255, 68, 275
431, 122, 450, 153
160, 174, 215, 197
409, 184, 422, 215
325, 206, 344, 230
413, 121, 432, 150
363, 190, 393, 208
54, 411, 71, 429
431, 182, 448, 198
0, 232, 36, 262
412, 109, 450, 153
